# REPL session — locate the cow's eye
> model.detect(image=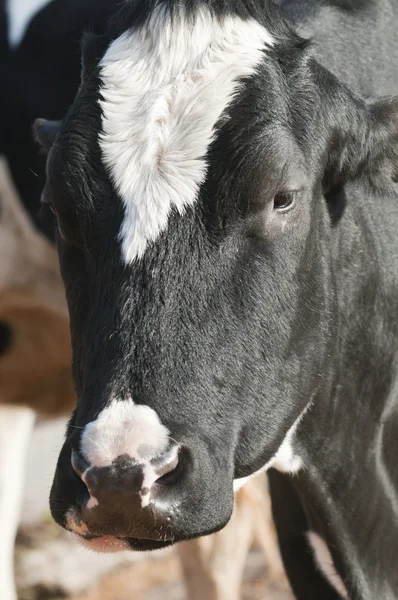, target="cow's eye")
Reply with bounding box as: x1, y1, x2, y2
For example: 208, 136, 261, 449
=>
273, 190, 298, 213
